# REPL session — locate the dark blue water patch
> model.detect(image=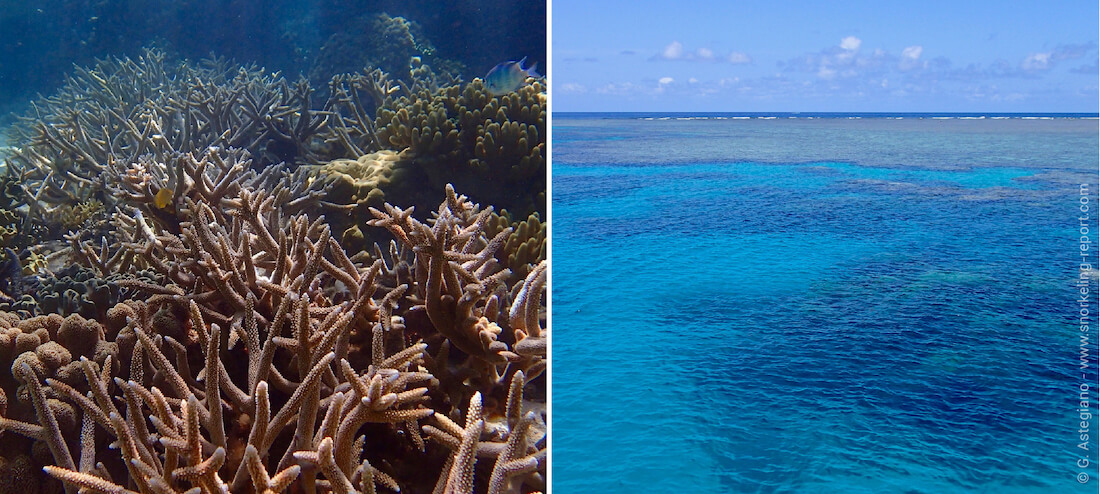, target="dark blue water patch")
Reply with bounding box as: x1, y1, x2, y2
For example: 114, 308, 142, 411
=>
556, 160, 1070, 247
552, 173, 649, 204
563, 178, 1062, 245
657, 282, 1091, 492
